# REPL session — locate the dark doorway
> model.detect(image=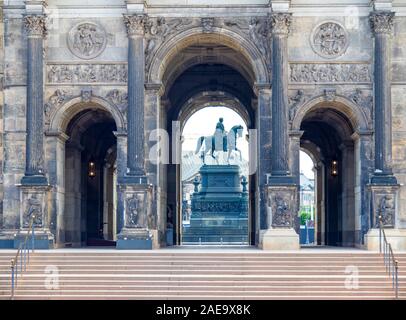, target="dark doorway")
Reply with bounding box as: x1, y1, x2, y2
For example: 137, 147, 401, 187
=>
64, 109, 117, 247
300, 108, 356, 247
